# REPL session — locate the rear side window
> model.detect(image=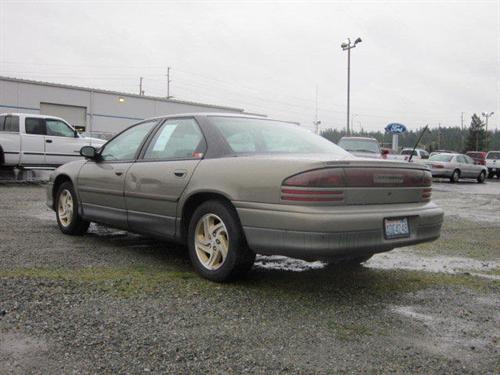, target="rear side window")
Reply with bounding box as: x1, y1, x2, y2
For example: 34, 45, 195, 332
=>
25, 118, 46, 135
0, 116, 19, 132
143, 118, 205, 160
